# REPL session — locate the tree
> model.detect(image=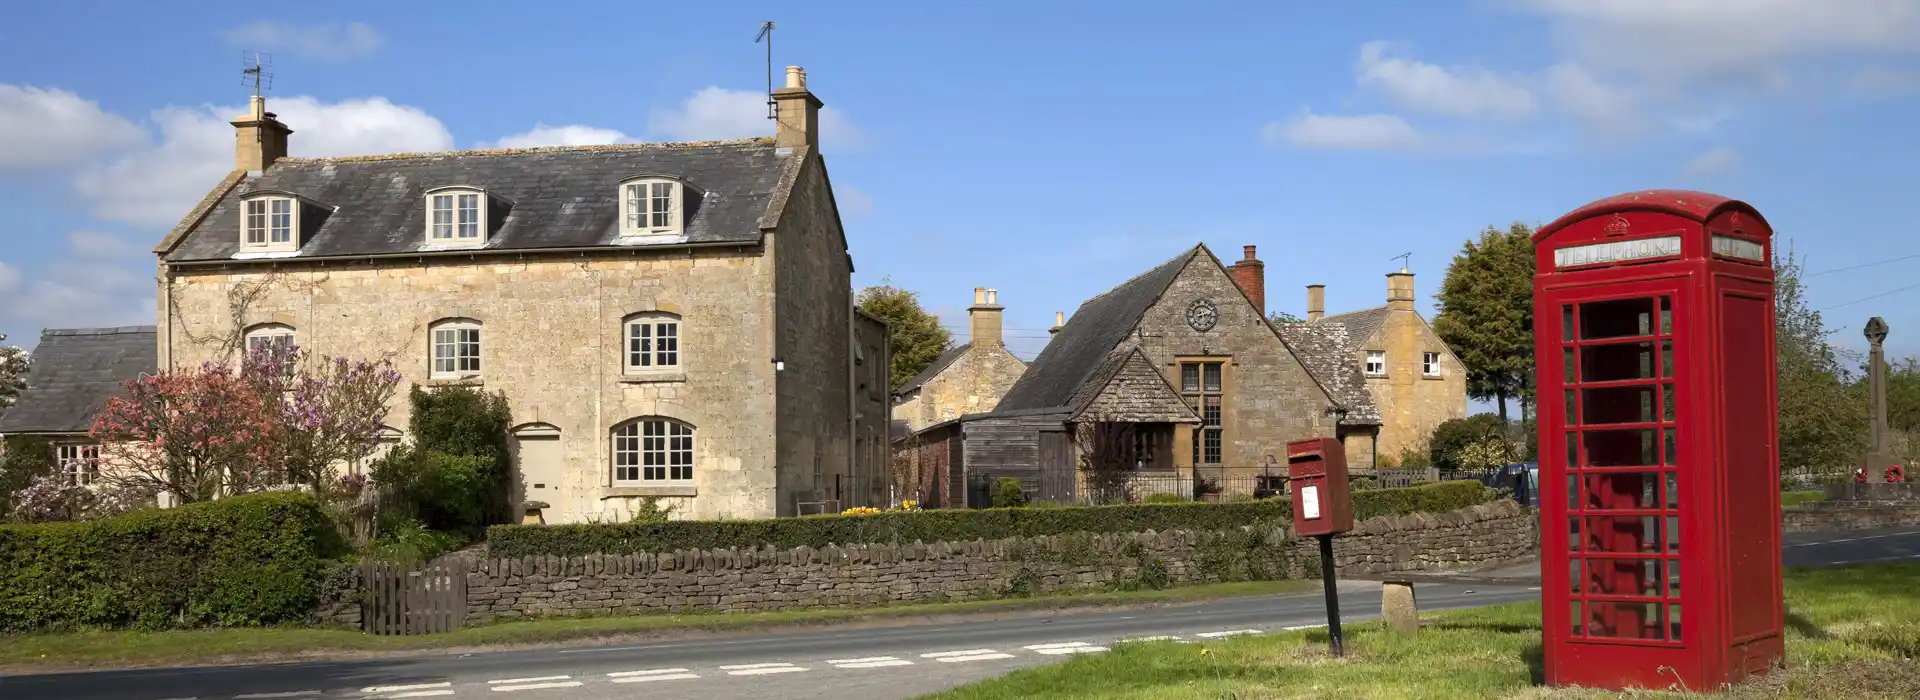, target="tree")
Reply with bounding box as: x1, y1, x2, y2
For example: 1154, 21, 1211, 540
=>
89, 343, 401, 503
1433, 223, 1537, 422
1076, 421, 1144, 505
1774, 251, 1866, 479
857, 280, 953, 391
0, 334, 27, 409
1429, 414, 1511, 471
